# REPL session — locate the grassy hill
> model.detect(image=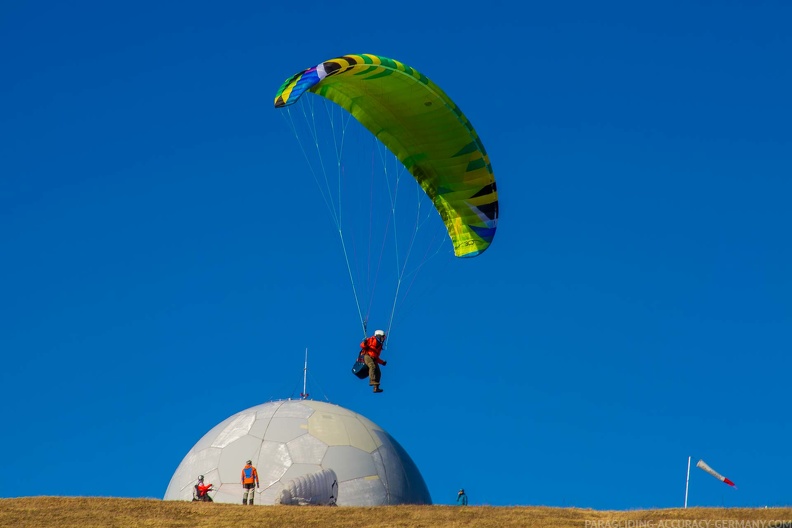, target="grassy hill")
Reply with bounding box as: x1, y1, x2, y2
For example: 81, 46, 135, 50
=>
1, 497, 790, 528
